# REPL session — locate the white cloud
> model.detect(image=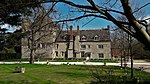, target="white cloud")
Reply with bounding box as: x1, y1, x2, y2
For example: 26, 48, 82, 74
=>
143, 15, 150, 24
0, 24, 21, 32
